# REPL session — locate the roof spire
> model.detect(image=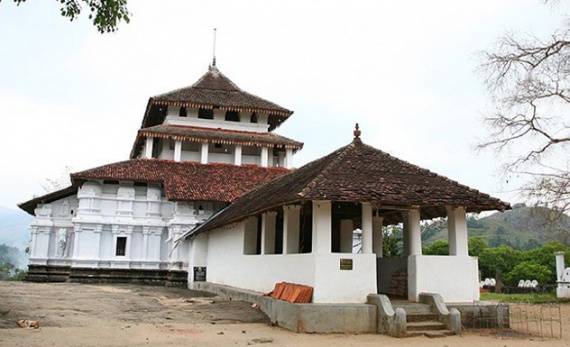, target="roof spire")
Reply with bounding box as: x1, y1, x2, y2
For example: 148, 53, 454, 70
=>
212, 28, 217, 68
353, 123, 361, 140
